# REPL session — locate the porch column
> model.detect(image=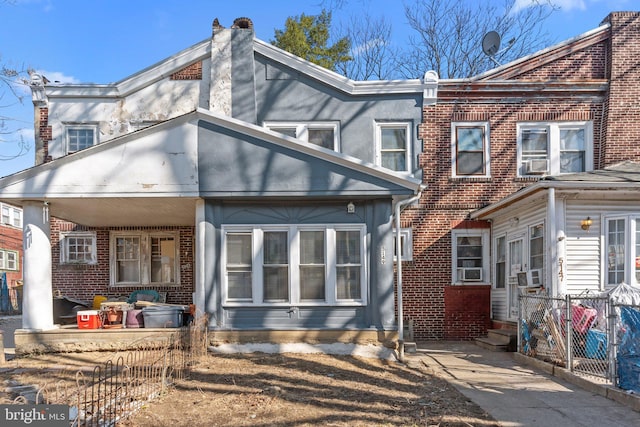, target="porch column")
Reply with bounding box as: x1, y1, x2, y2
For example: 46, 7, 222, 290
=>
194, 199, 206, 317
22, 201, 54, 330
